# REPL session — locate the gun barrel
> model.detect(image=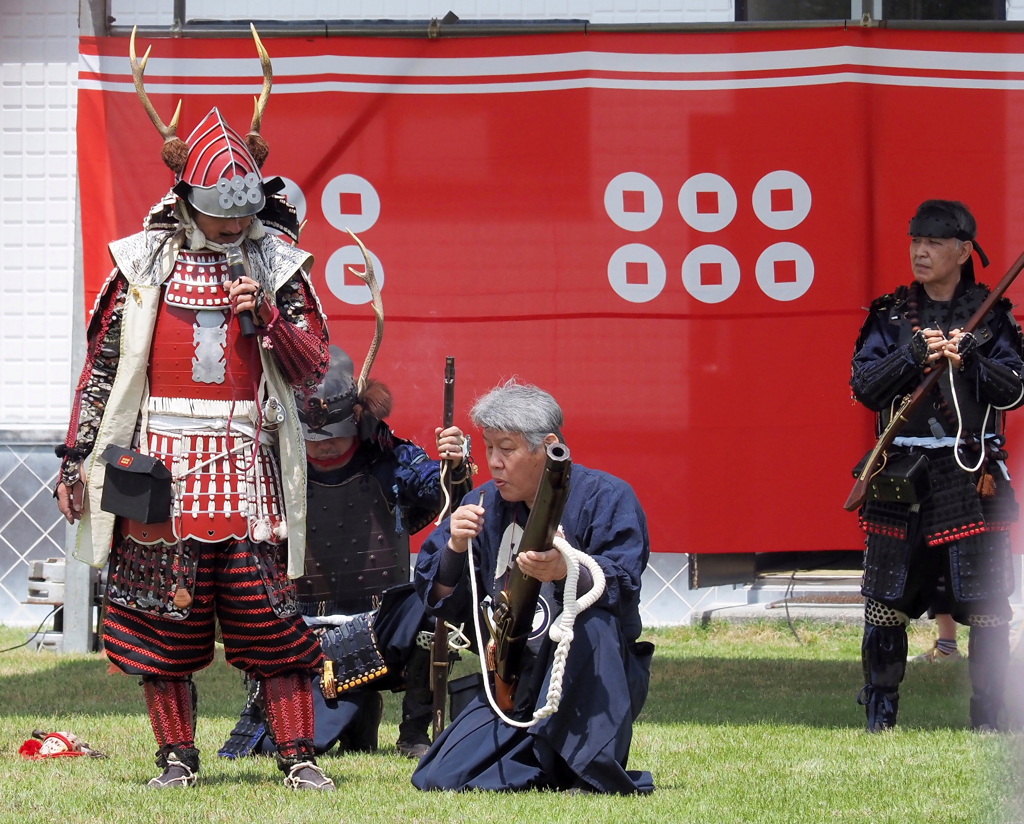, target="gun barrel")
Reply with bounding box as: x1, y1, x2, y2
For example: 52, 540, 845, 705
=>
490, 442, 572, 711
443, 356, 455, 428
433, 355, 457, 740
